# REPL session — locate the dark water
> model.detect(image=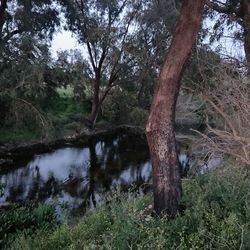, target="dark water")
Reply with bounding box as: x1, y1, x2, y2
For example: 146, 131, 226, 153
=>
0, 133, 191, 215
0, 133, 153, 214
